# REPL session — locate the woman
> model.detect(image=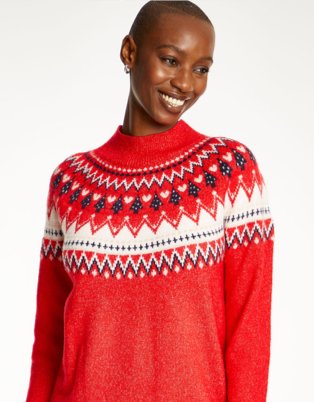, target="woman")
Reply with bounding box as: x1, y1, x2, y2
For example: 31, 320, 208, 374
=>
26, 1, 274, 401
